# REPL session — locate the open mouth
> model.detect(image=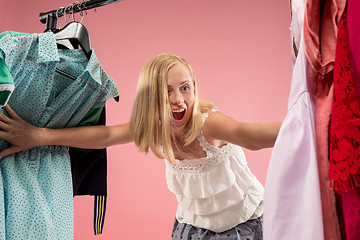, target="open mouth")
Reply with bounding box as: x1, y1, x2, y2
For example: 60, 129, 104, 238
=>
172, 108, 185, 121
